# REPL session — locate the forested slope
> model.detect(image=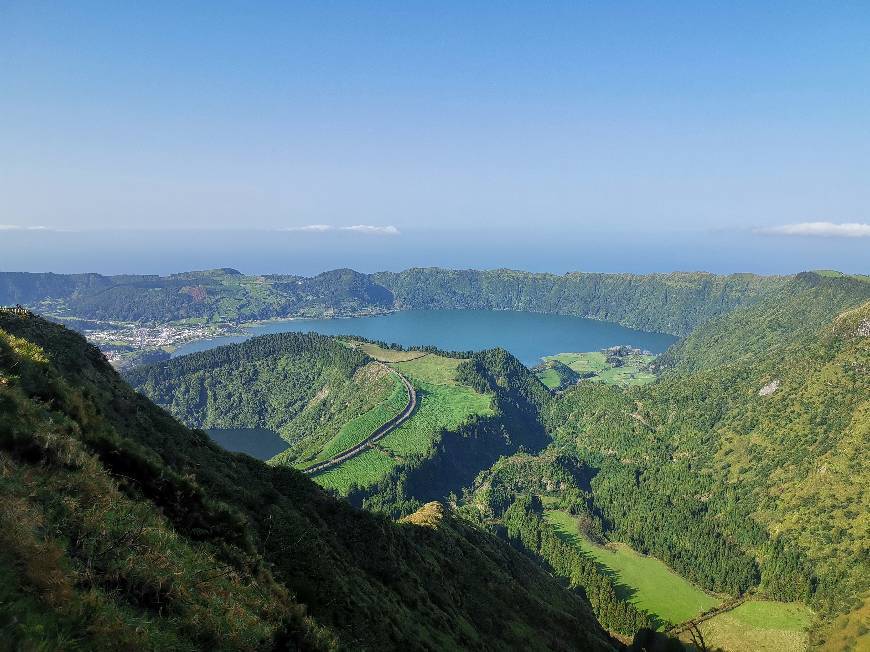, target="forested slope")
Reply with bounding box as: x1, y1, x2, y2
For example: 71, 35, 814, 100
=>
357, 347, 554, 517
373, 268, 786, 336
126, 332, 400, 466
3, 266, 786, 336
542, 276, 870, 621
657, 271, 870, 372
1, 268, 392, 323
129, 335, 556, 522
0, 311, 622, 651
